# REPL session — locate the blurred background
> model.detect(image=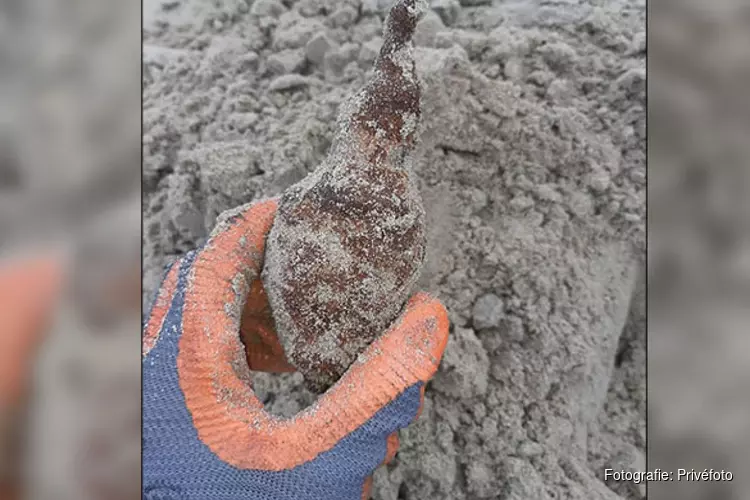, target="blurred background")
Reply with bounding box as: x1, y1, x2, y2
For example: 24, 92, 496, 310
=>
0, 0, 747, 499
0, 0, 140, 499
648, 0, 750, 498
